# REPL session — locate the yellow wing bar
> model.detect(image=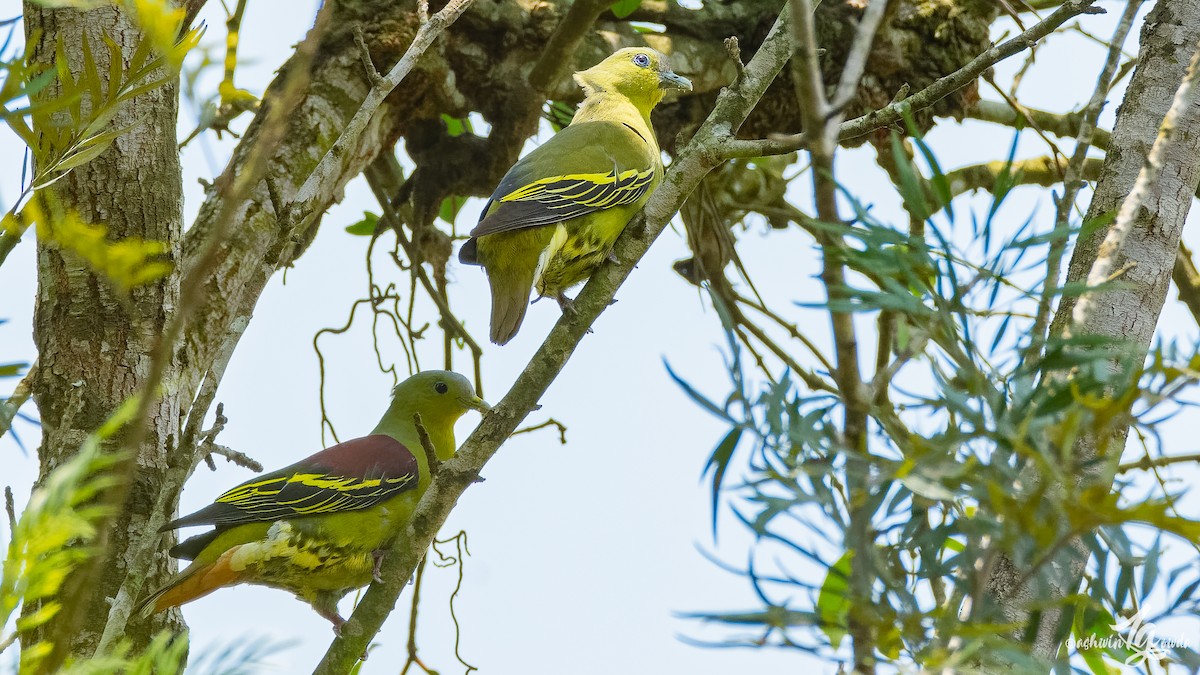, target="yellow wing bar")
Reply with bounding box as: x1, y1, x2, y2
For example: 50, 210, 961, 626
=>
500, 168, 654, 209
214, 471, 416, 520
